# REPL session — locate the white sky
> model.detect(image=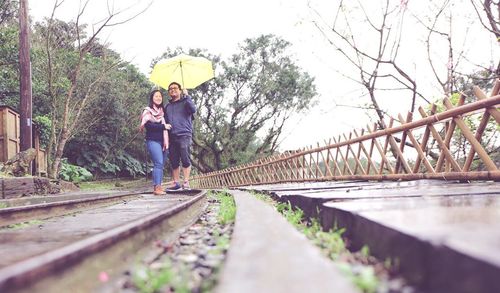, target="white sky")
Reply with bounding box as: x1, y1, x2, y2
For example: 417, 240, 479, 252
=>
29, 0, 499, 151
